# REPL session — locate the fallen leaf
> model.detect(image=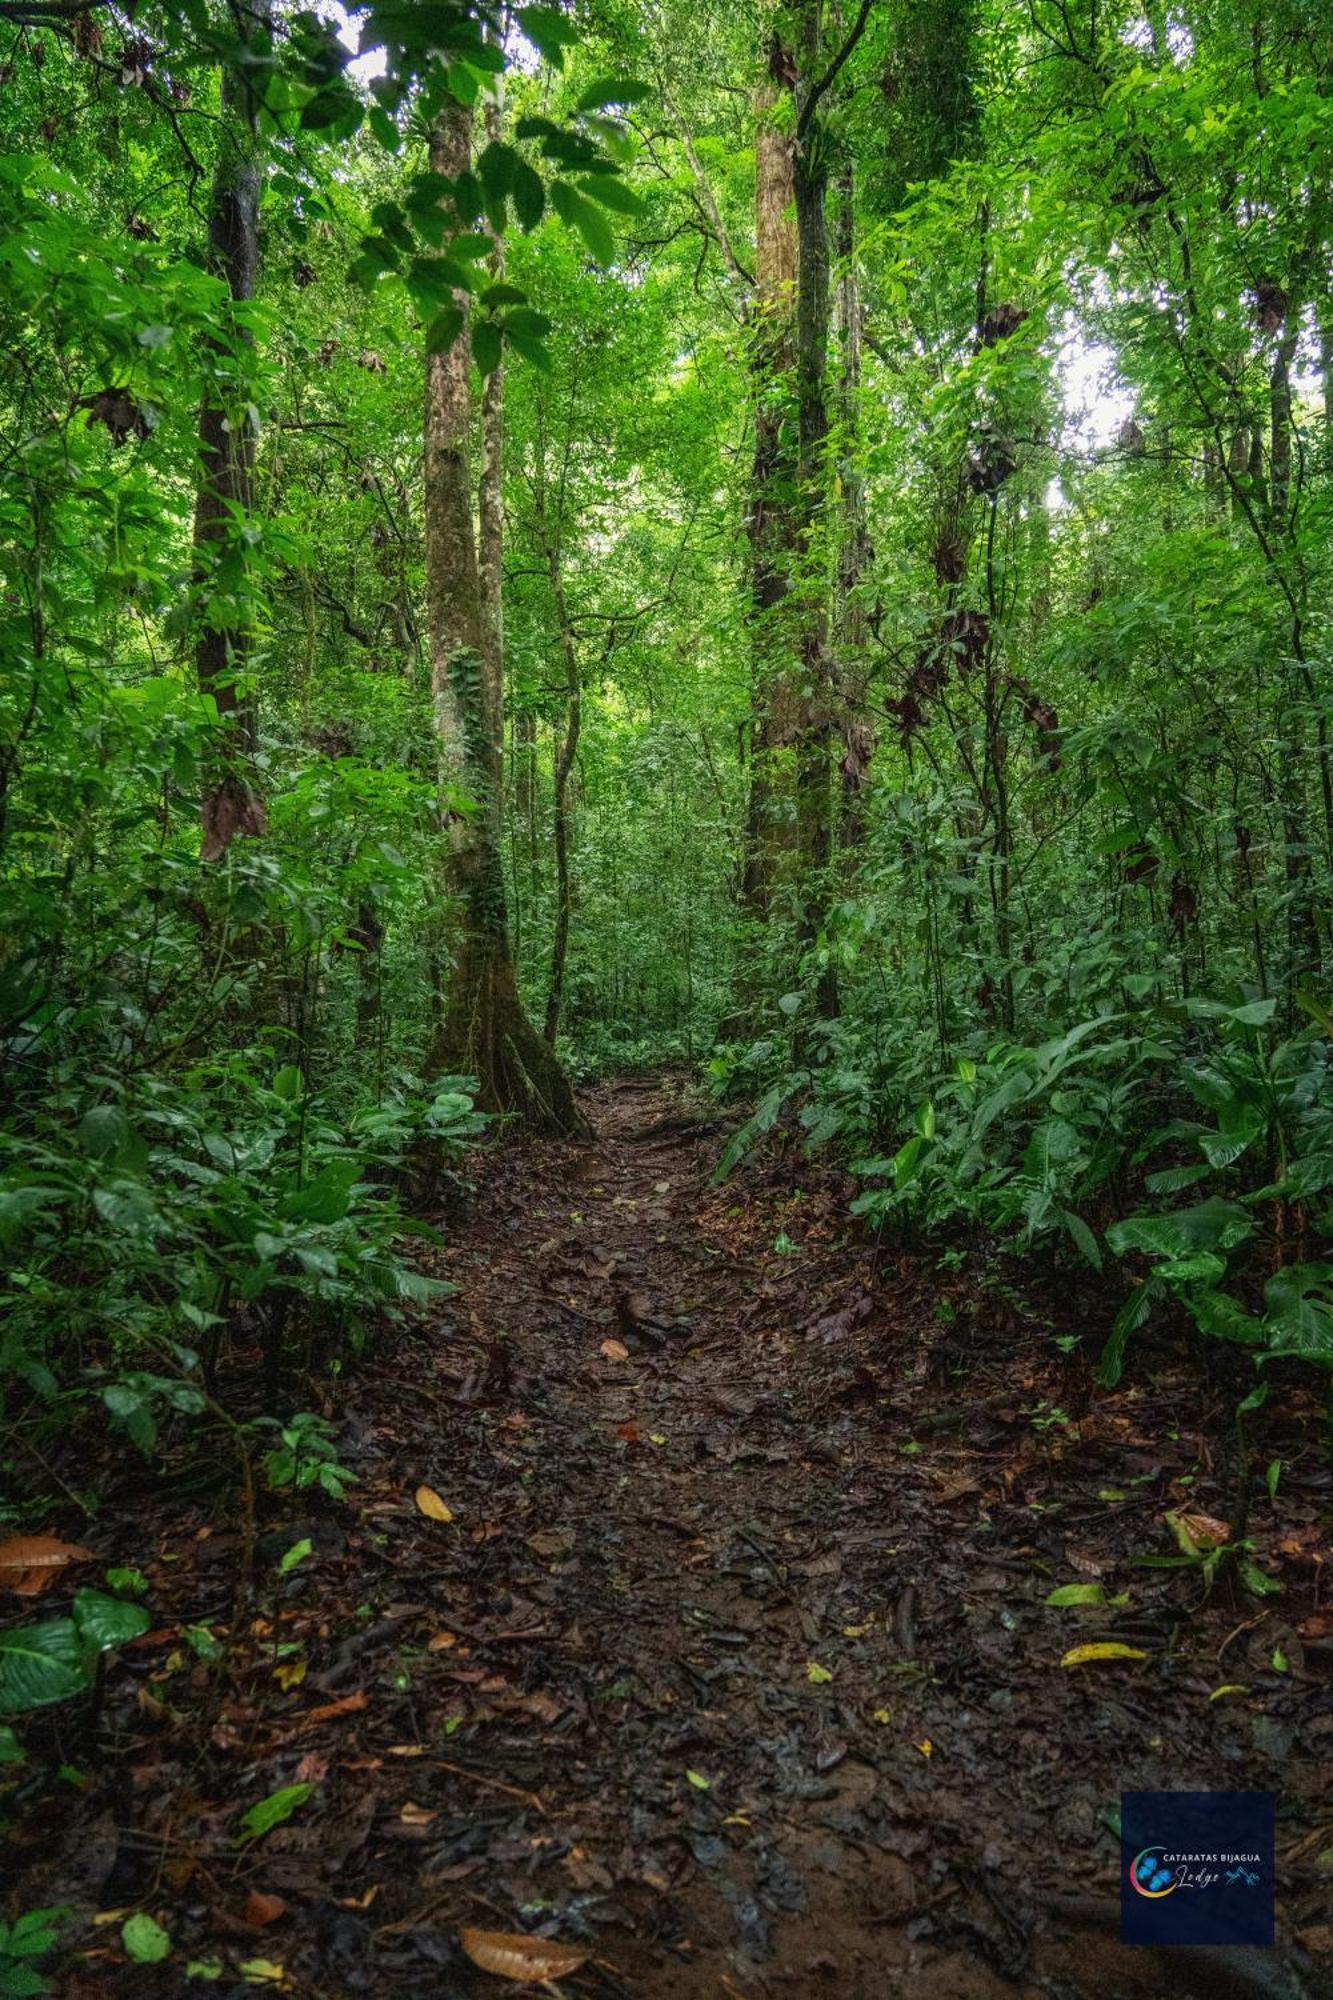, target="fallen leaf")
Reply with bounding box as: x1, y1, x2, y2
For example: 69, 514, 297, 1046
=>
526, 1529, 574, 1560
239, 1961, 287, 1987
296, 1690, 367, 1729
916, 1739, 933, 1758
806, 1661, 834, 1684
237, 1784, 315, 1845
272, 1660, 306, 1692
293, 1752, 328, 1784
122, 1912, 171, 1964
649, 1432, 667, 1446
1046, 1583, 1130, 1609
599, 1338, 630, 1362
873, 1708, 892, 1724
415, 1486, 454, 1524
685, 1769, 712, 1790
334, 1887, 379, 1911
428, 1631, 457, 1651
387, 1743, 425, 1757
243, 1892, 288, 1928
1209, 1684, 1251, 1702
400, 1801, 436, 1825
458, 1927, 588, 1983
1059, 1643, 1148, 1667
0, 1534, 95, 1596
